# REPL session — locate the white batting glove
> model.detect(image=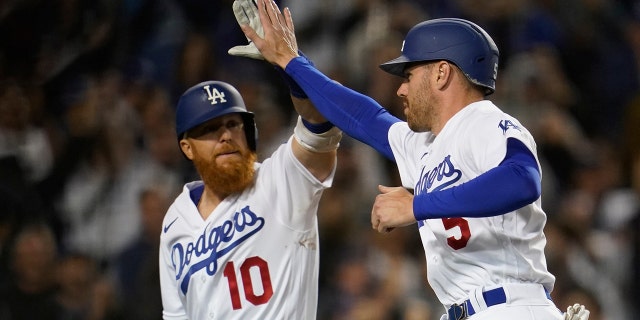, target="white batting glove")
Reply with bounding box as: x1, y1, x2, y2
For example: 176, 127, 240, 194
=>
228, 0, 264, 60
563, 303, 590, 320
